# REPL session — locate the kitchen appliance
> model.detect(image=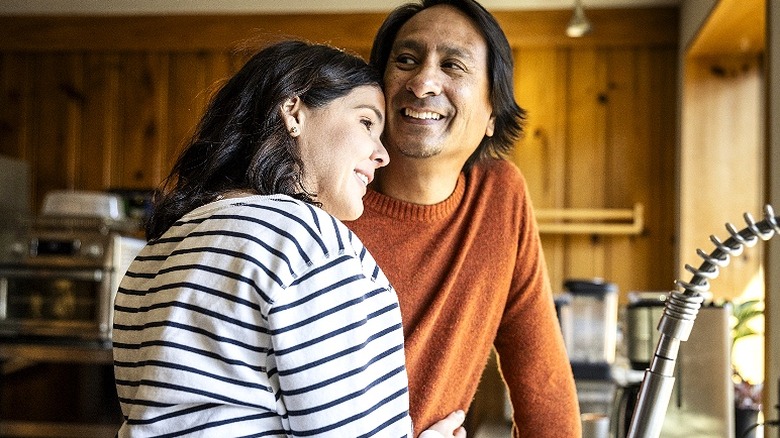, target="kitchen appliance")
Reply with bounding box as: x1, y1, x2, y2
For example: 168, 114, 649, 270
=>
564, 279, 619, 418
625, 292, 668, 370
565, 278, 618, 364
0, 191, 144, 343
613, 303, 734, 438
